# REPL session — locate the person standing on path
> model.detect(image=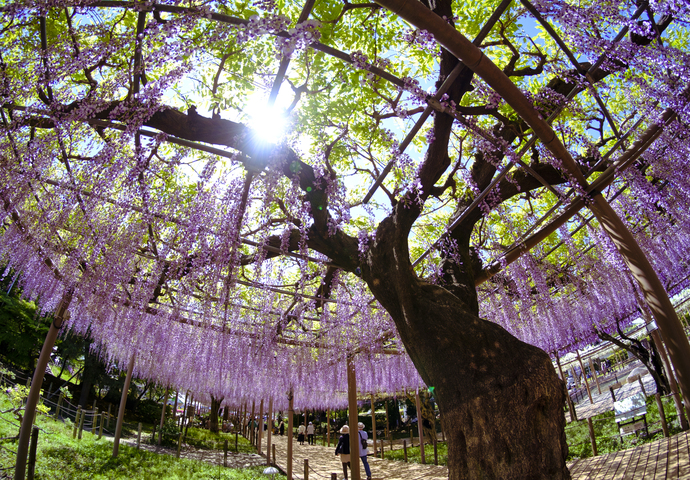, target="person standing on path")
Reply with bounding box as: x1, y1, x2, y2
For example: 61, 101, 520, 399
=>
357, 422, 372, 480
297, 423, 306, 445
335, 425, 351, 480
279, 420, 285, 436
306, 421, 315, 445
